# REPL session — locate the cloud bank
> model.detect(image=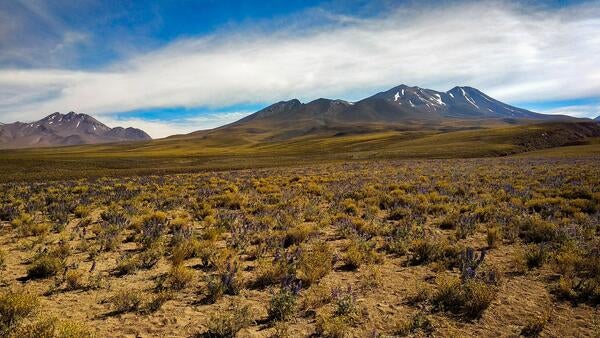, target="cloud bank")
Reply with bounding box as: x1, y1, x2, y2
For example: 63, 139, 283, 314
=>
1, 1, 599, 137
